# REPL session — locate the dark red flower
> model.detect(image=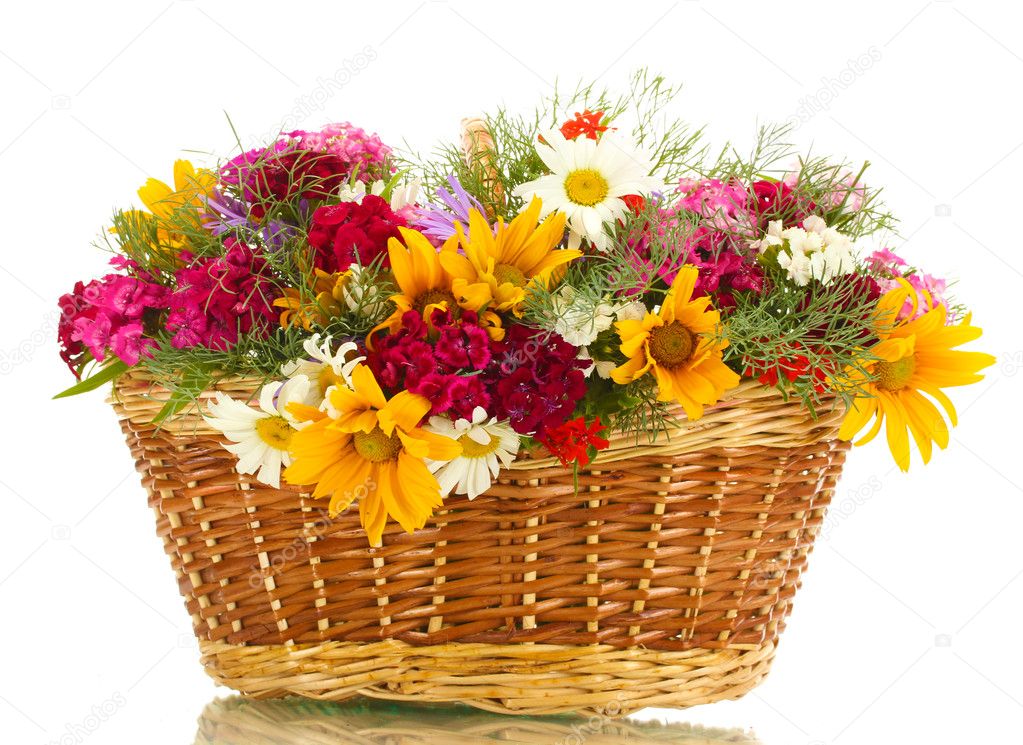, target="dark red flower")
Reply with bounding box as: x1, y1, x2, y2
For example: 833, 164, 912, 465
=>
539, 416, 610, 468
307, 195, 407, 273
748, 180, 817, 229
481, 325, 589, 438
366, 309, 493, 416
